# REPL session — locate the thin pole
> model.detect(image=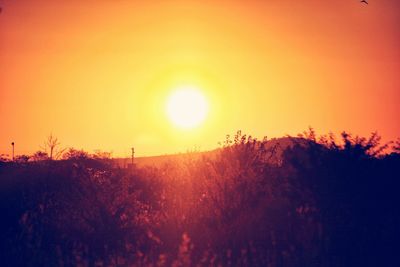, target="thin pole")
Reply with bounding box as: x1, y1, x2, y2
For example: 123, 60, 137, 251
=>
11, 142, 14, 161
132, 147, 135, 167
